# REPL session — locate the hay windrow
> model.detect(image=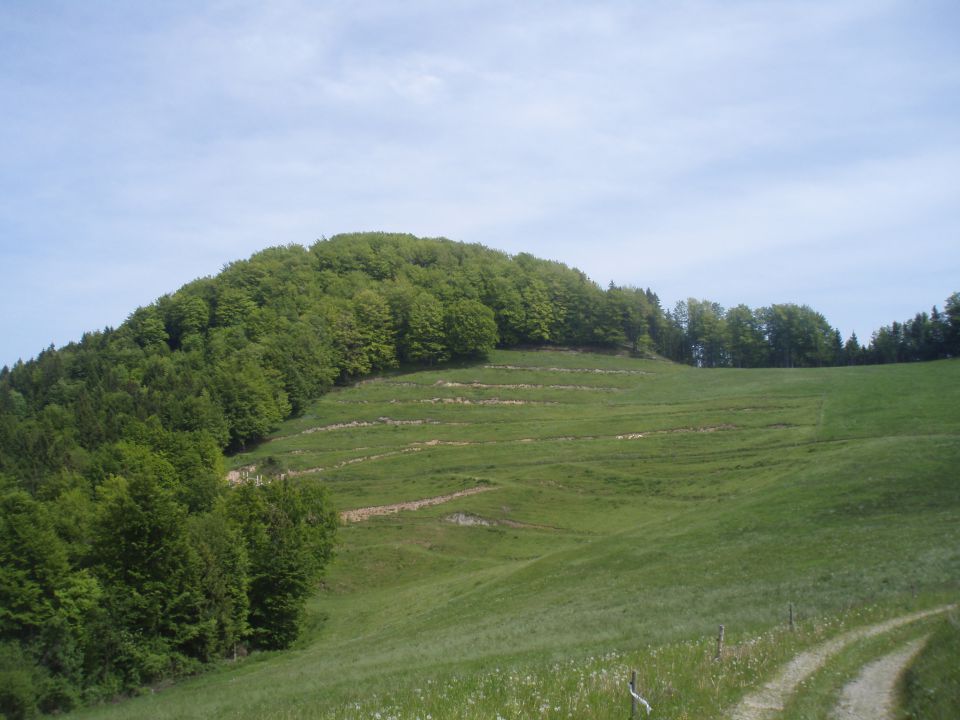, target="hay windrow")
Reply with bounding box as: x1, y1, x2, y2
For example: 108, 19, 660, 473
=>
341, 486, 496, 523
483, 364, 651, 375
